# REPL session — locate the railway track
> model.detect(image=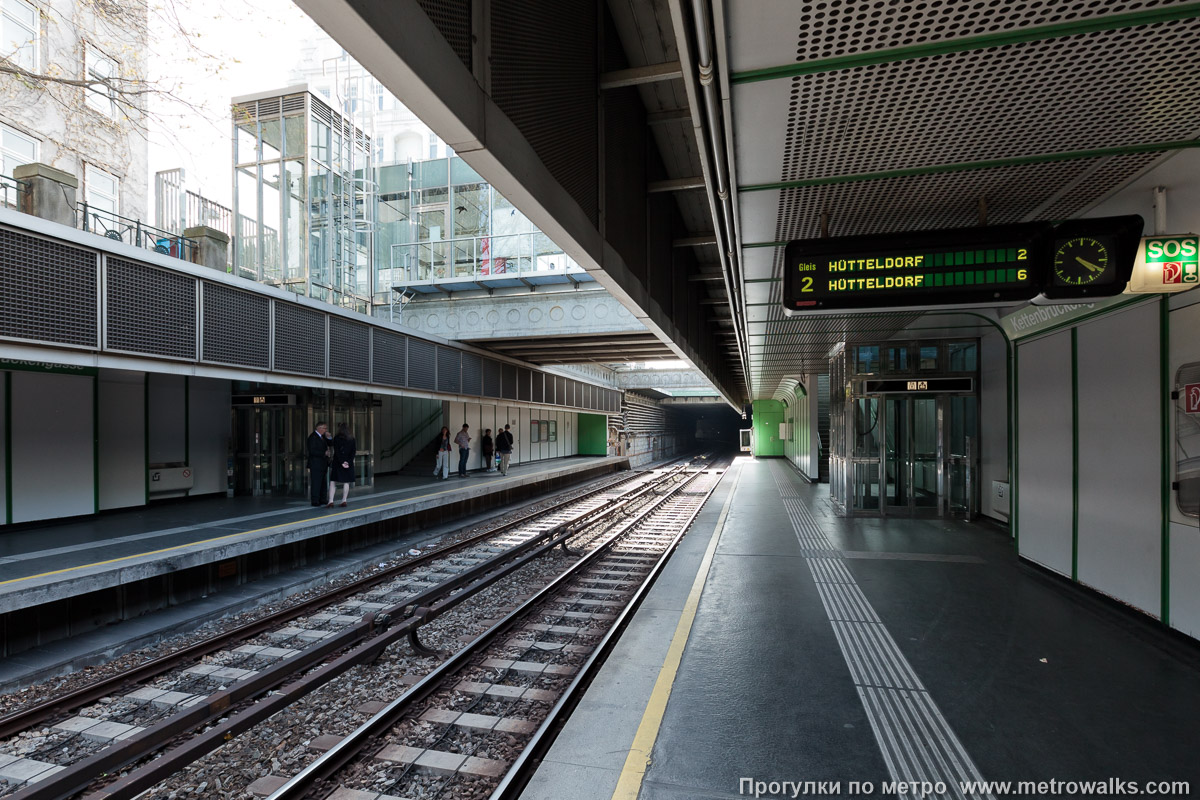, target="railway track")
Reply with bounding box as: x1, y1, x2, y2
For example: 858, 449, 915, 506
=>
0, 459, 717, 799
275, 458, 727, 800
